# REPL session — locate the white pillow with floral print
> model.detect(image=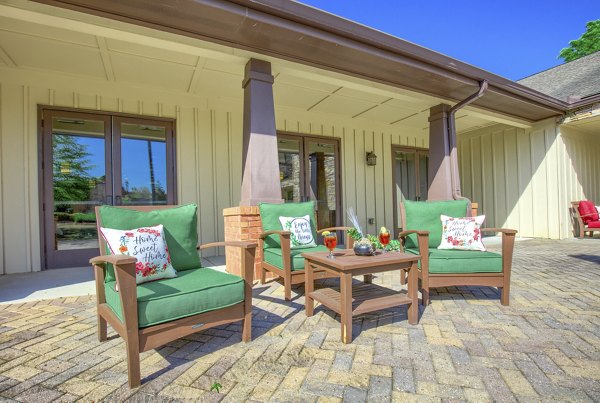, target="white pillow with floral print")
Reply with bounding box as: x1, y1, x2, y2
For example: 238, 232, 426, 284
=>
438, 215, 486, 251
100, 224, 177, 285
278, 215, 317, 249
